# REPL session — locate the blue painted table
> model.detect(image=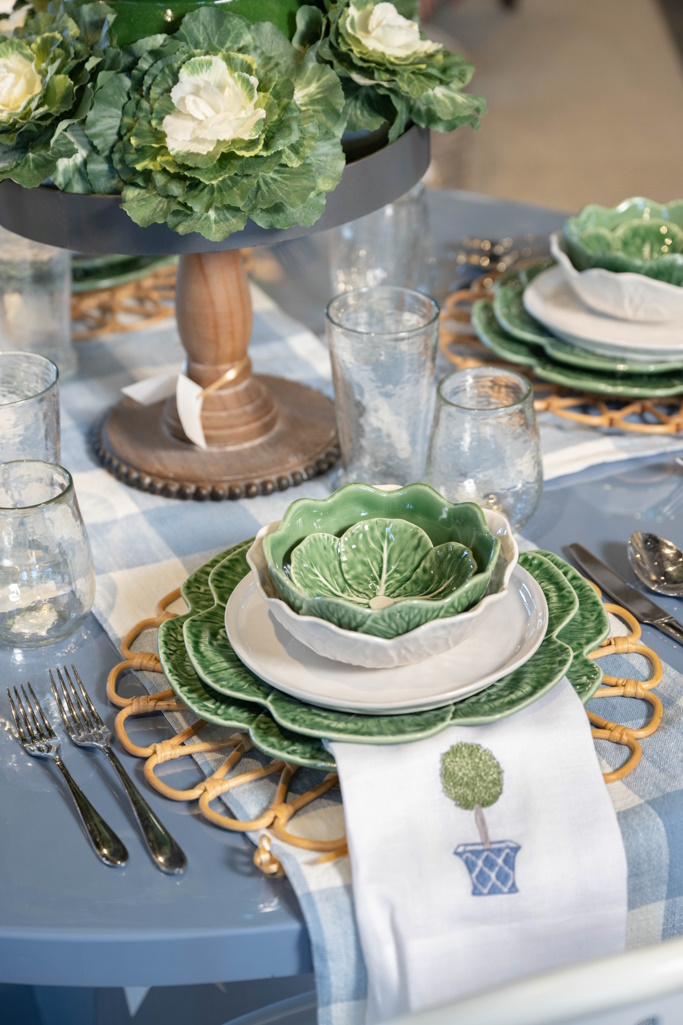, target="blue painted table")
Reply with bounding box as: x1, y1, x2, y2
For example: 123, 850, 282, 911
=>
1, 191, 681, 1024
